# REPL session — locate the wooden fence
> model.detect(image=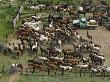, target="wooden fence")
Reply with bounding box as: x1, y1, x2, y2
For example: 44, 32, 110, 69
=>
12, 5, 24, 28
